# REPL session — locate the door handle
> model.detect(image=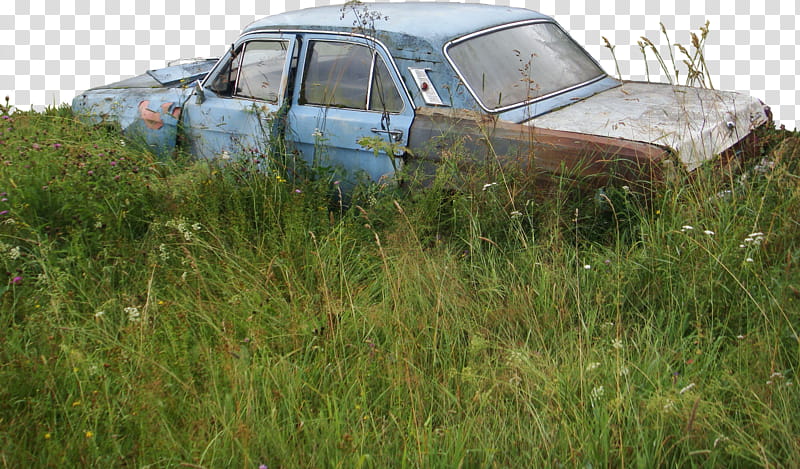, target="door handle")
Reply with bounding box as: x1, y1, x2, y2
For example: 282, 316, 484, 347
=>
370, 128, 403, 142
